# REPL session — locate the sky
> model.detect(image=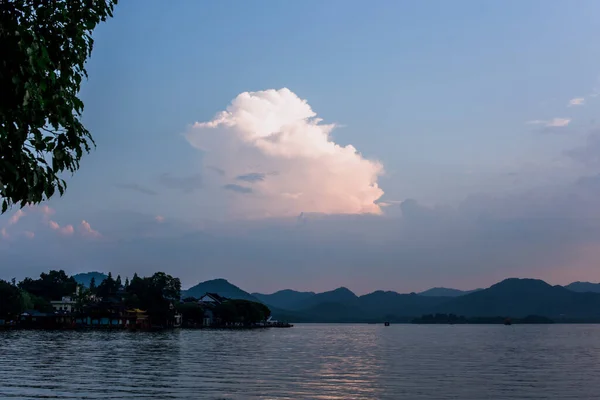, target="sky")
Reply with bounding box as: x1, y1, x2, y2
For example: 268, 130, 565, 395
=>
2, 0, 600, 294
